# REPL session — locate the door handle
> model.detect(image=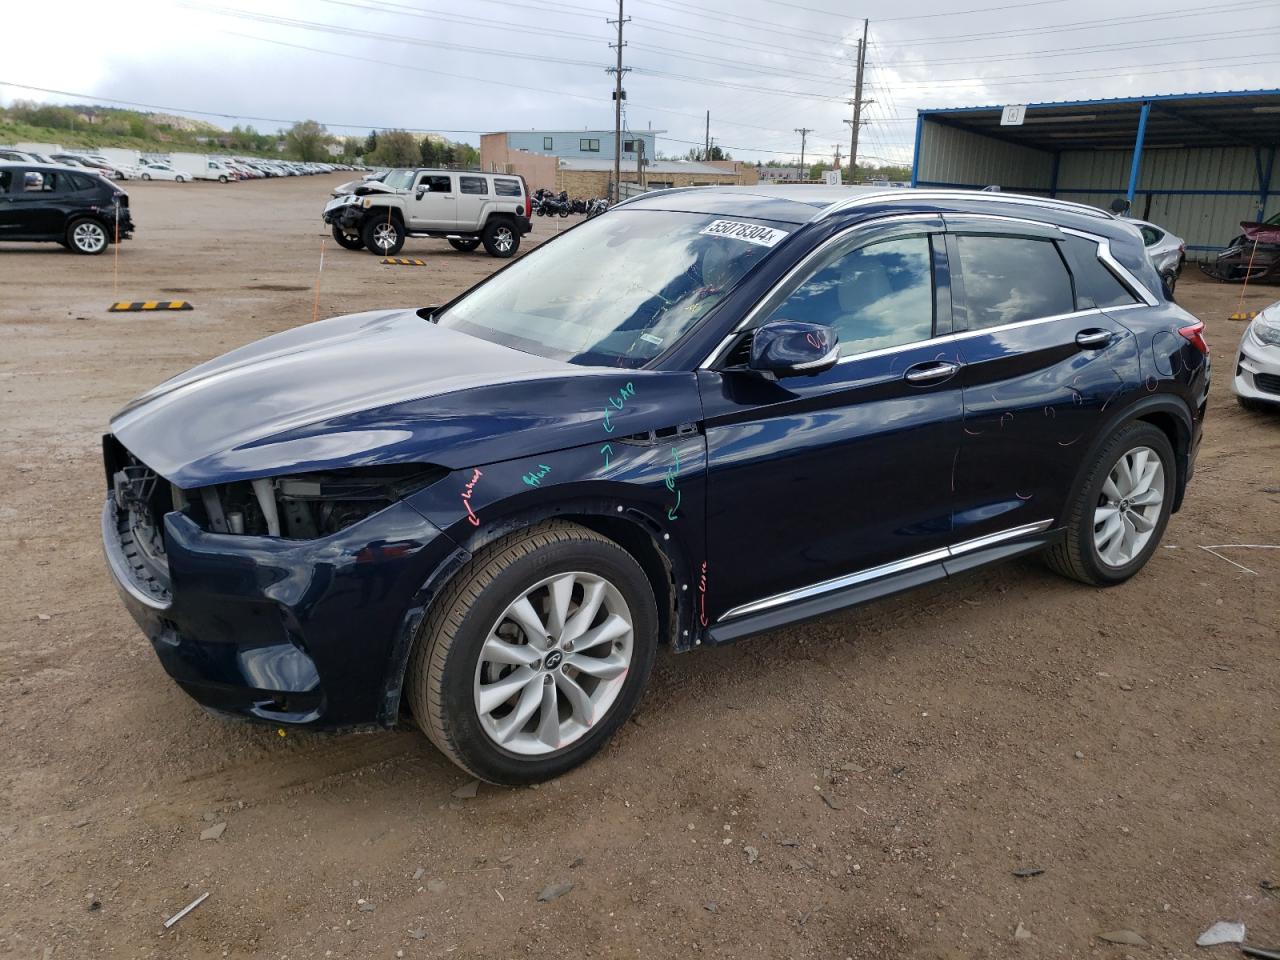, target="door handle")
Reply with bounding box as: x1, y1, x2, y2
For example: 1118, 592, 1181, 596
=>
904, 360, 961, 384
1075, 329, 1114, 349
